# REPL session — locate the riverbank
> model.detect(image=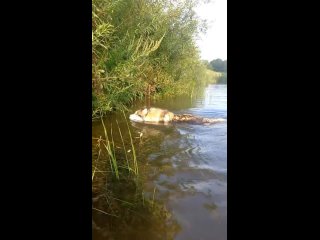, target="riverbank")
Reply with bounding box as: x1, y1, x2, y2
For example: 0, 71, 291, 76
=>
92, 0, 222, 118
92, 66, 222, 119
